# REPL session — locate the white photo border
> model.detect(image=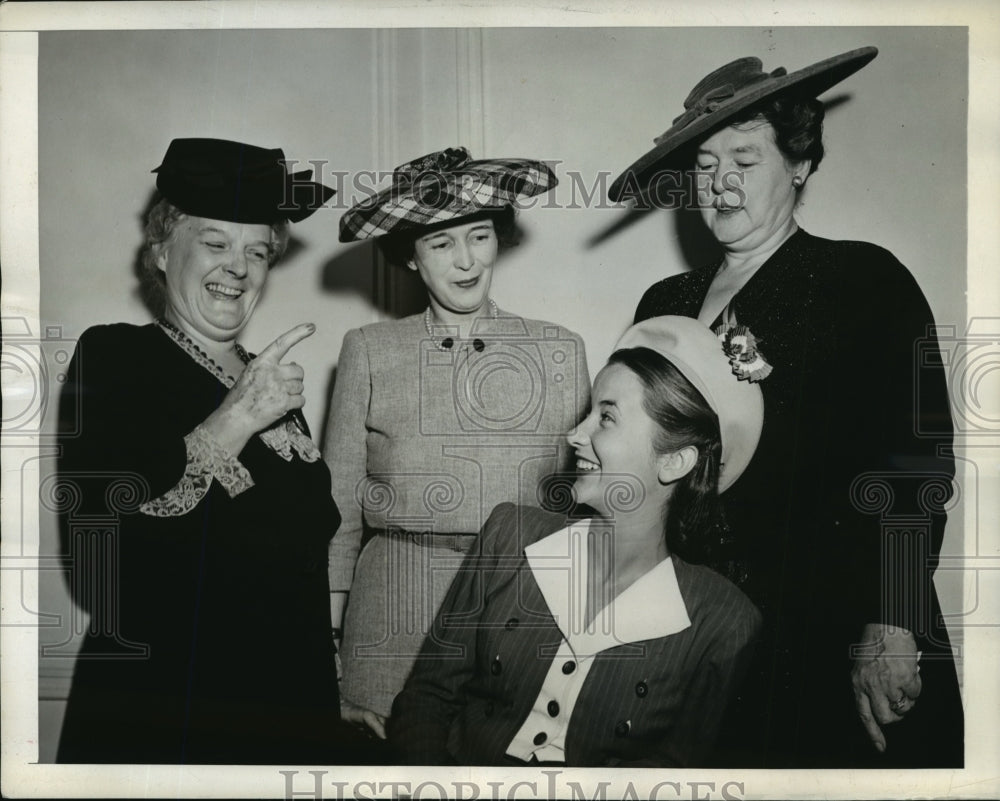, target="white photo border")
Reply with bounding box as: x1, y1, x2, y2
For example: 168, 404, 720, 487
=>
2, 1, 998, 799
